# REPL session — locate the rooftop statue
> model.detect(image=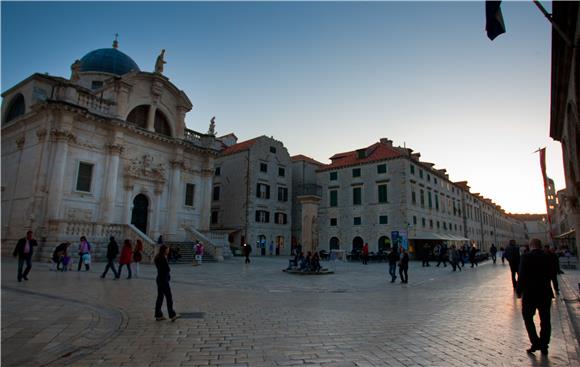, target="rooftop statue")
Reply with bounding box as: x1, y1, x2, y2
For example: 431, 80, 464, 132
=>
155, 49, 166, 74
